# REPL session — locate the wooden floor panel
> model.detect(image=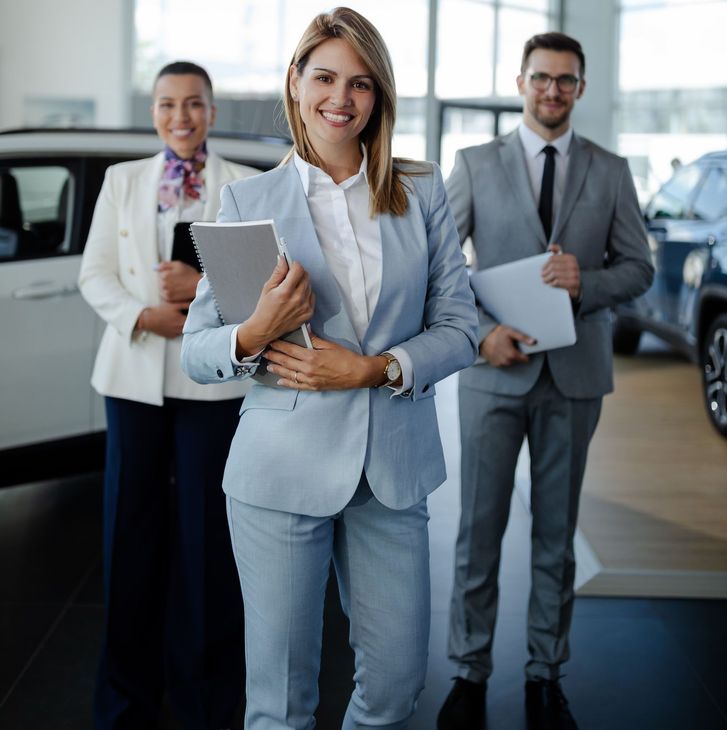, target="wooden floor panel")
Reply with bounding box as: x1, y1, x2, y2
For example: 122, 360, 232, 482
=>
576, 338, 727, 596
